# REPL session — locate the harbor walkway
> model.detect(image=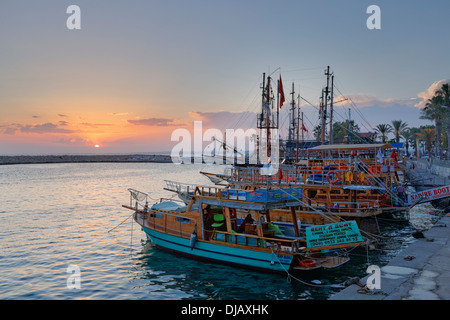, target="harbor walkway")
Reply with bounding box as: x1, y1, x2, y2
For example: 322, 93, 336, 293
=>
332, 159, 450, 300
330, 210, 450, 300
